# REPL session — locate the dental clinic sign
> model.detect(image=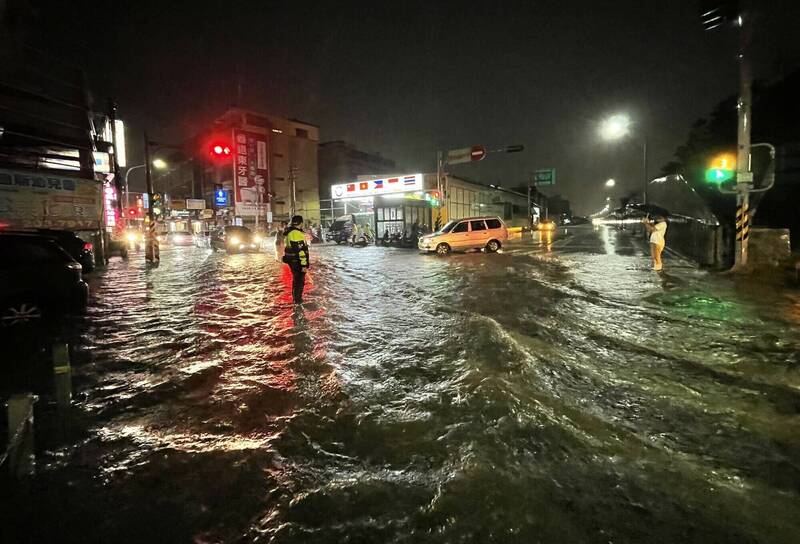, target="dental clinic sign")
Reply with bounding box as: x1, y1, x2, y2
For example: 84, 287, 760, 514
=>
233, 129, 268, 216
331, 173, 423, 200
